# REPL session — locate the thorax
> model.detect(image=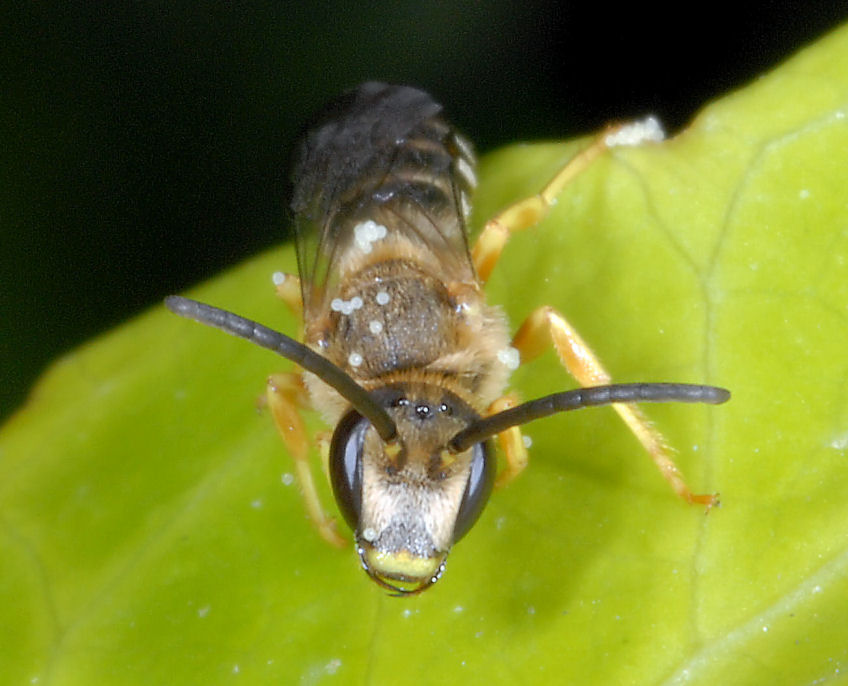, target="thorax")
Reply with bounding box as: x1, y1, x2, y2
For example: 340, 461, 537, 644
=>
303, 254, 513, 424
